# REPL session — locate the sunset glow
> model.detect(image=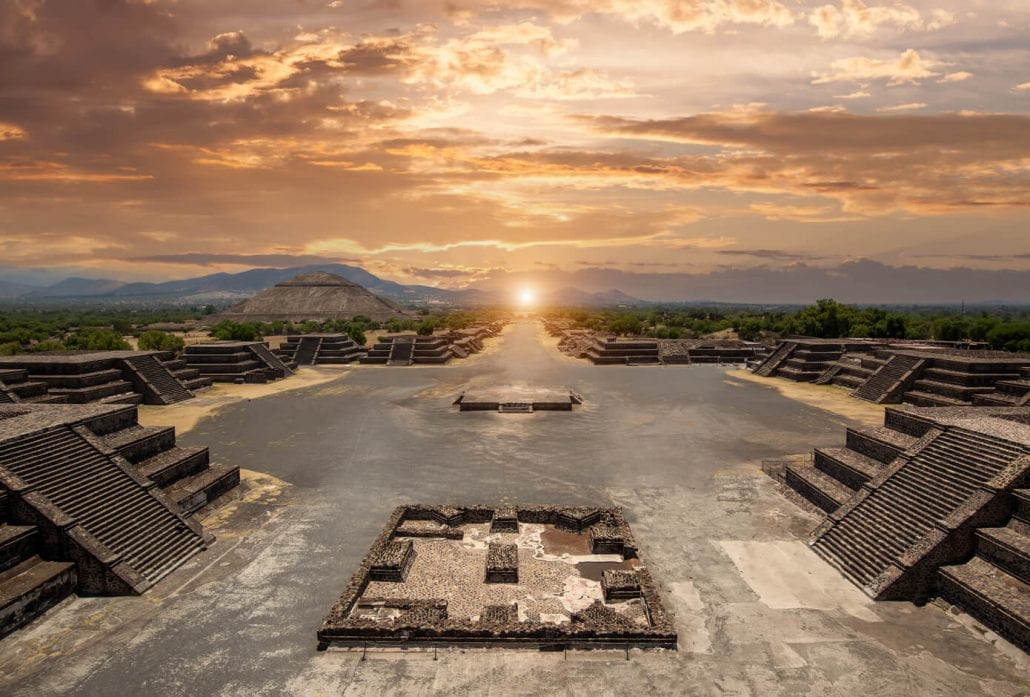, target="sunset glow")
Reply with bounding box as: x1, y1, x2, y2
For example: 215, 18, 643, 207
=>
0, 1, 1027, 300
